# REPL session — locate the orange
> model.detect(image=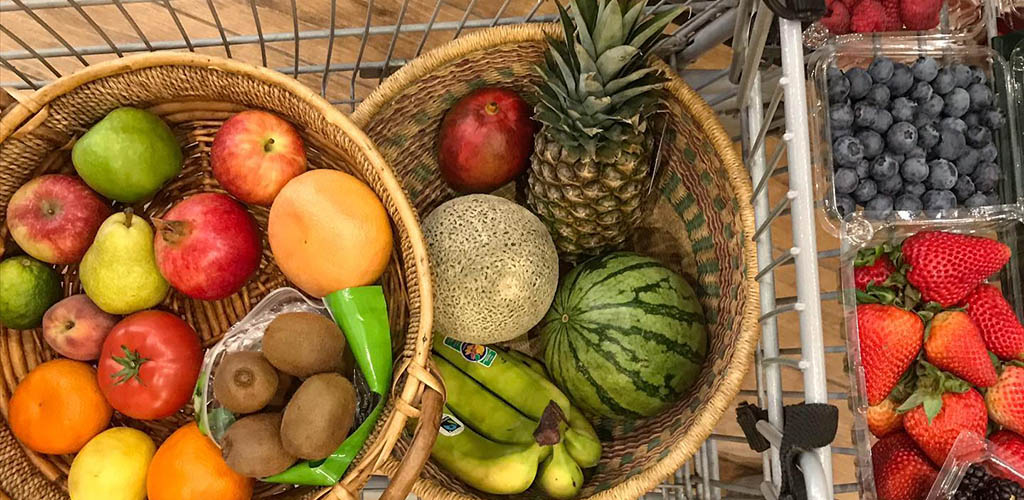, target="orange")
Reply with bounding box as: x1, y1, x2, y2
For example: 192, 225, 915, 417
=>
147, 422, 252, 500
8, 359, 112, 454
268, 169, 393, 297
